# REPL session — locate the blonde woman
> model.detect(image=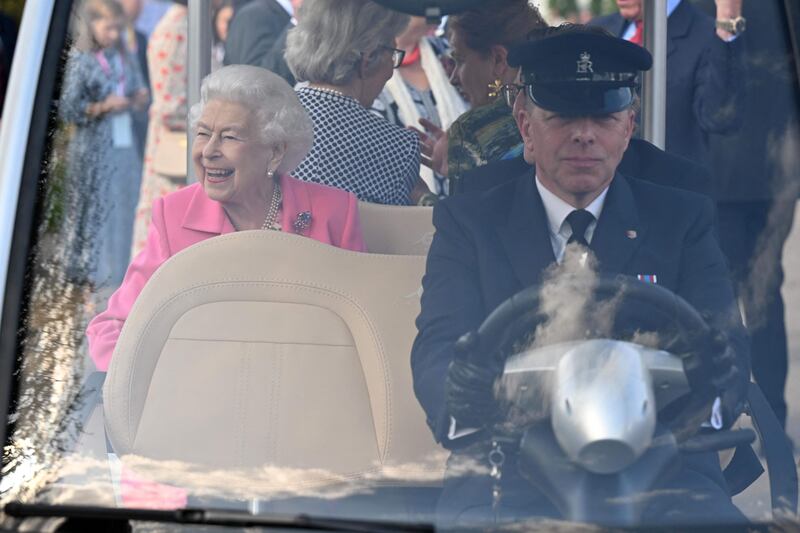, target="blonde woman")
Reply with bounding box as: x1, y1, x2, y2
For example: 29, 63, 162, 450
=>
60, 0, 148, 287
